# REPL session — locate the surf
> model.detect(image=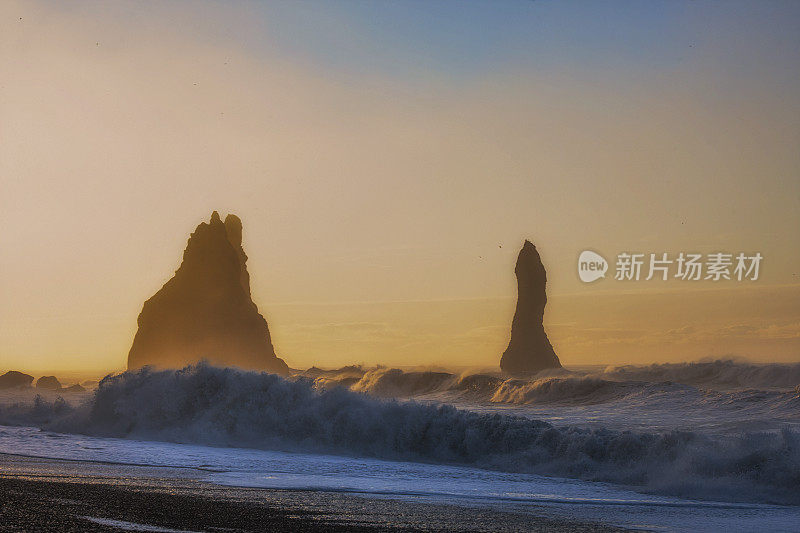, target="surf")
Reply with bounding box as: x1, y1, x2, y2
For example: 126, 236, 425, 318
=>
1, 363, 798, 505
